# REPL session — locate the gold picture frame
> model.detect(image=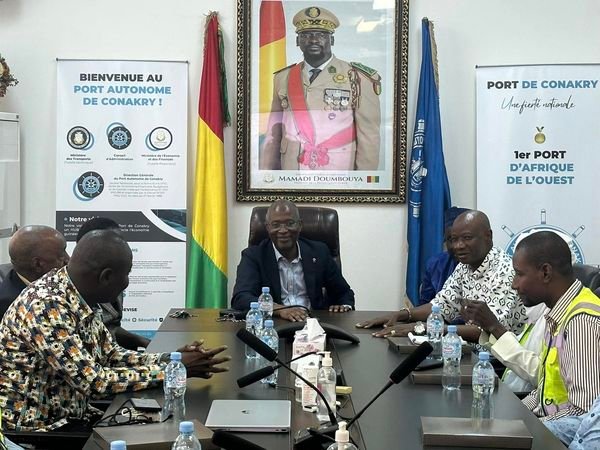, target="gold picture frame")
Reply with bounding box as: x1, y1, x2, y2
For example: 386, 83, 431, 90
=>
236, 0, 408, 202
